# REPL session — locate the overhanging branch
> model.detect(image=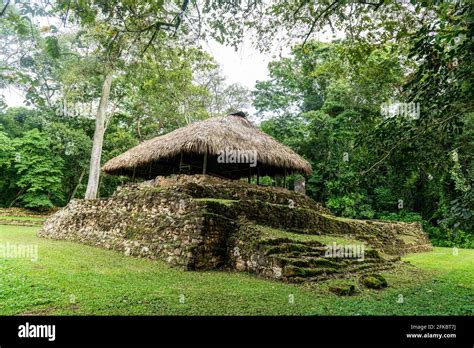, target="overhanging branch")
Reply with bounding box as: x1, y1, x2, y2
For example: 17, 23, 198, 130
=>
302, 1, 338, 46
